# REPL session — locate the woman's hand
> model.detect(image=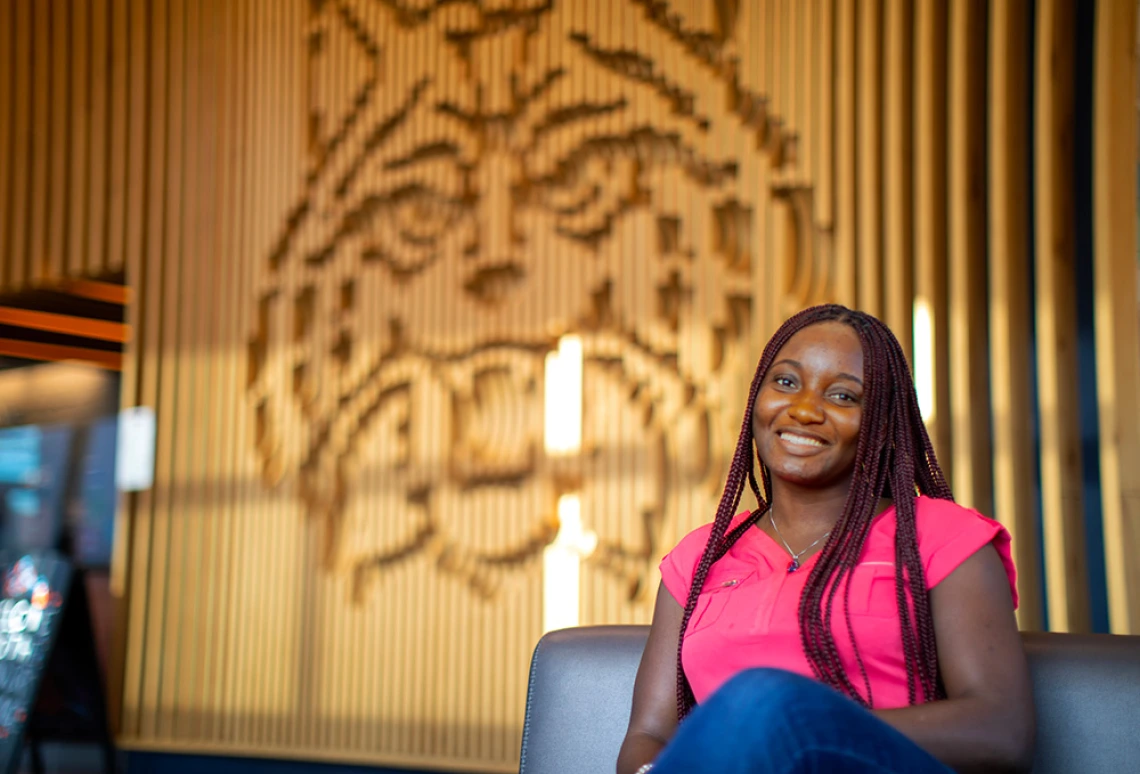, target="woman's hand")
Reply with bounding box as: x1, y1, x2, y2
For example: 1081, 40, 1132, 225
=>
616, 583, 684, 774
874, 543, 1036, 772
